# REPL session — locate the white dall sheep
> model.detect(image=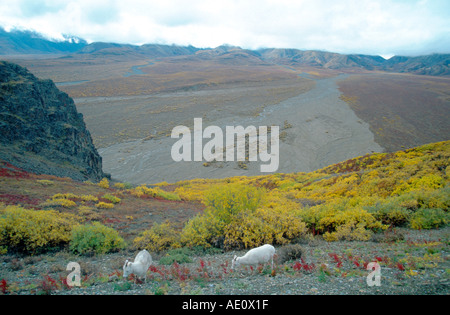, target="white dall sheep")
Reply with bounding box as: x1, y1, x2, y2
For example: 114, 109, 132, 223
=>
123, 249, 152, 283
231, 244, 275, 272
